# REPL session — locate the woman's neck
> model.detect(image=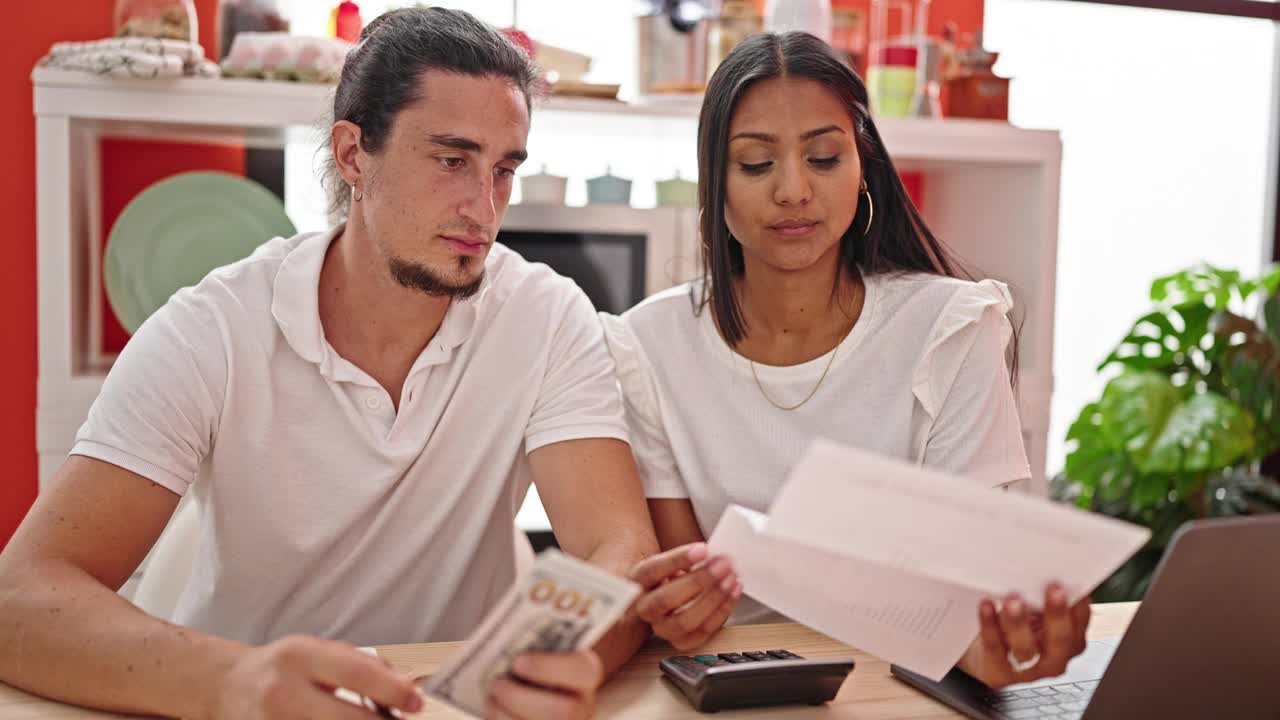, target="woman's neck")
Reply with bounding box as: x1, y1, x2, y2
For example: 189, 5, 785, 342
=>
733, 249, 865, 366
